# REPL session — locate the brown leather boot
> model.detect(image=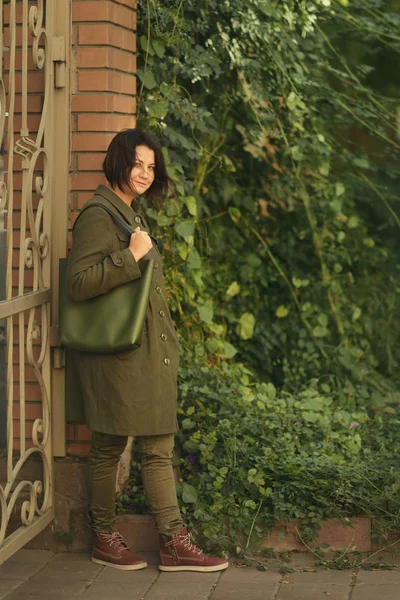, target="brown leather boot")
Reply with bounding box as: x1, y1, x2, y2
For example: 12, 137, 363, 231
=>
92, 531, 147, 570
159, 527, 229, 572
